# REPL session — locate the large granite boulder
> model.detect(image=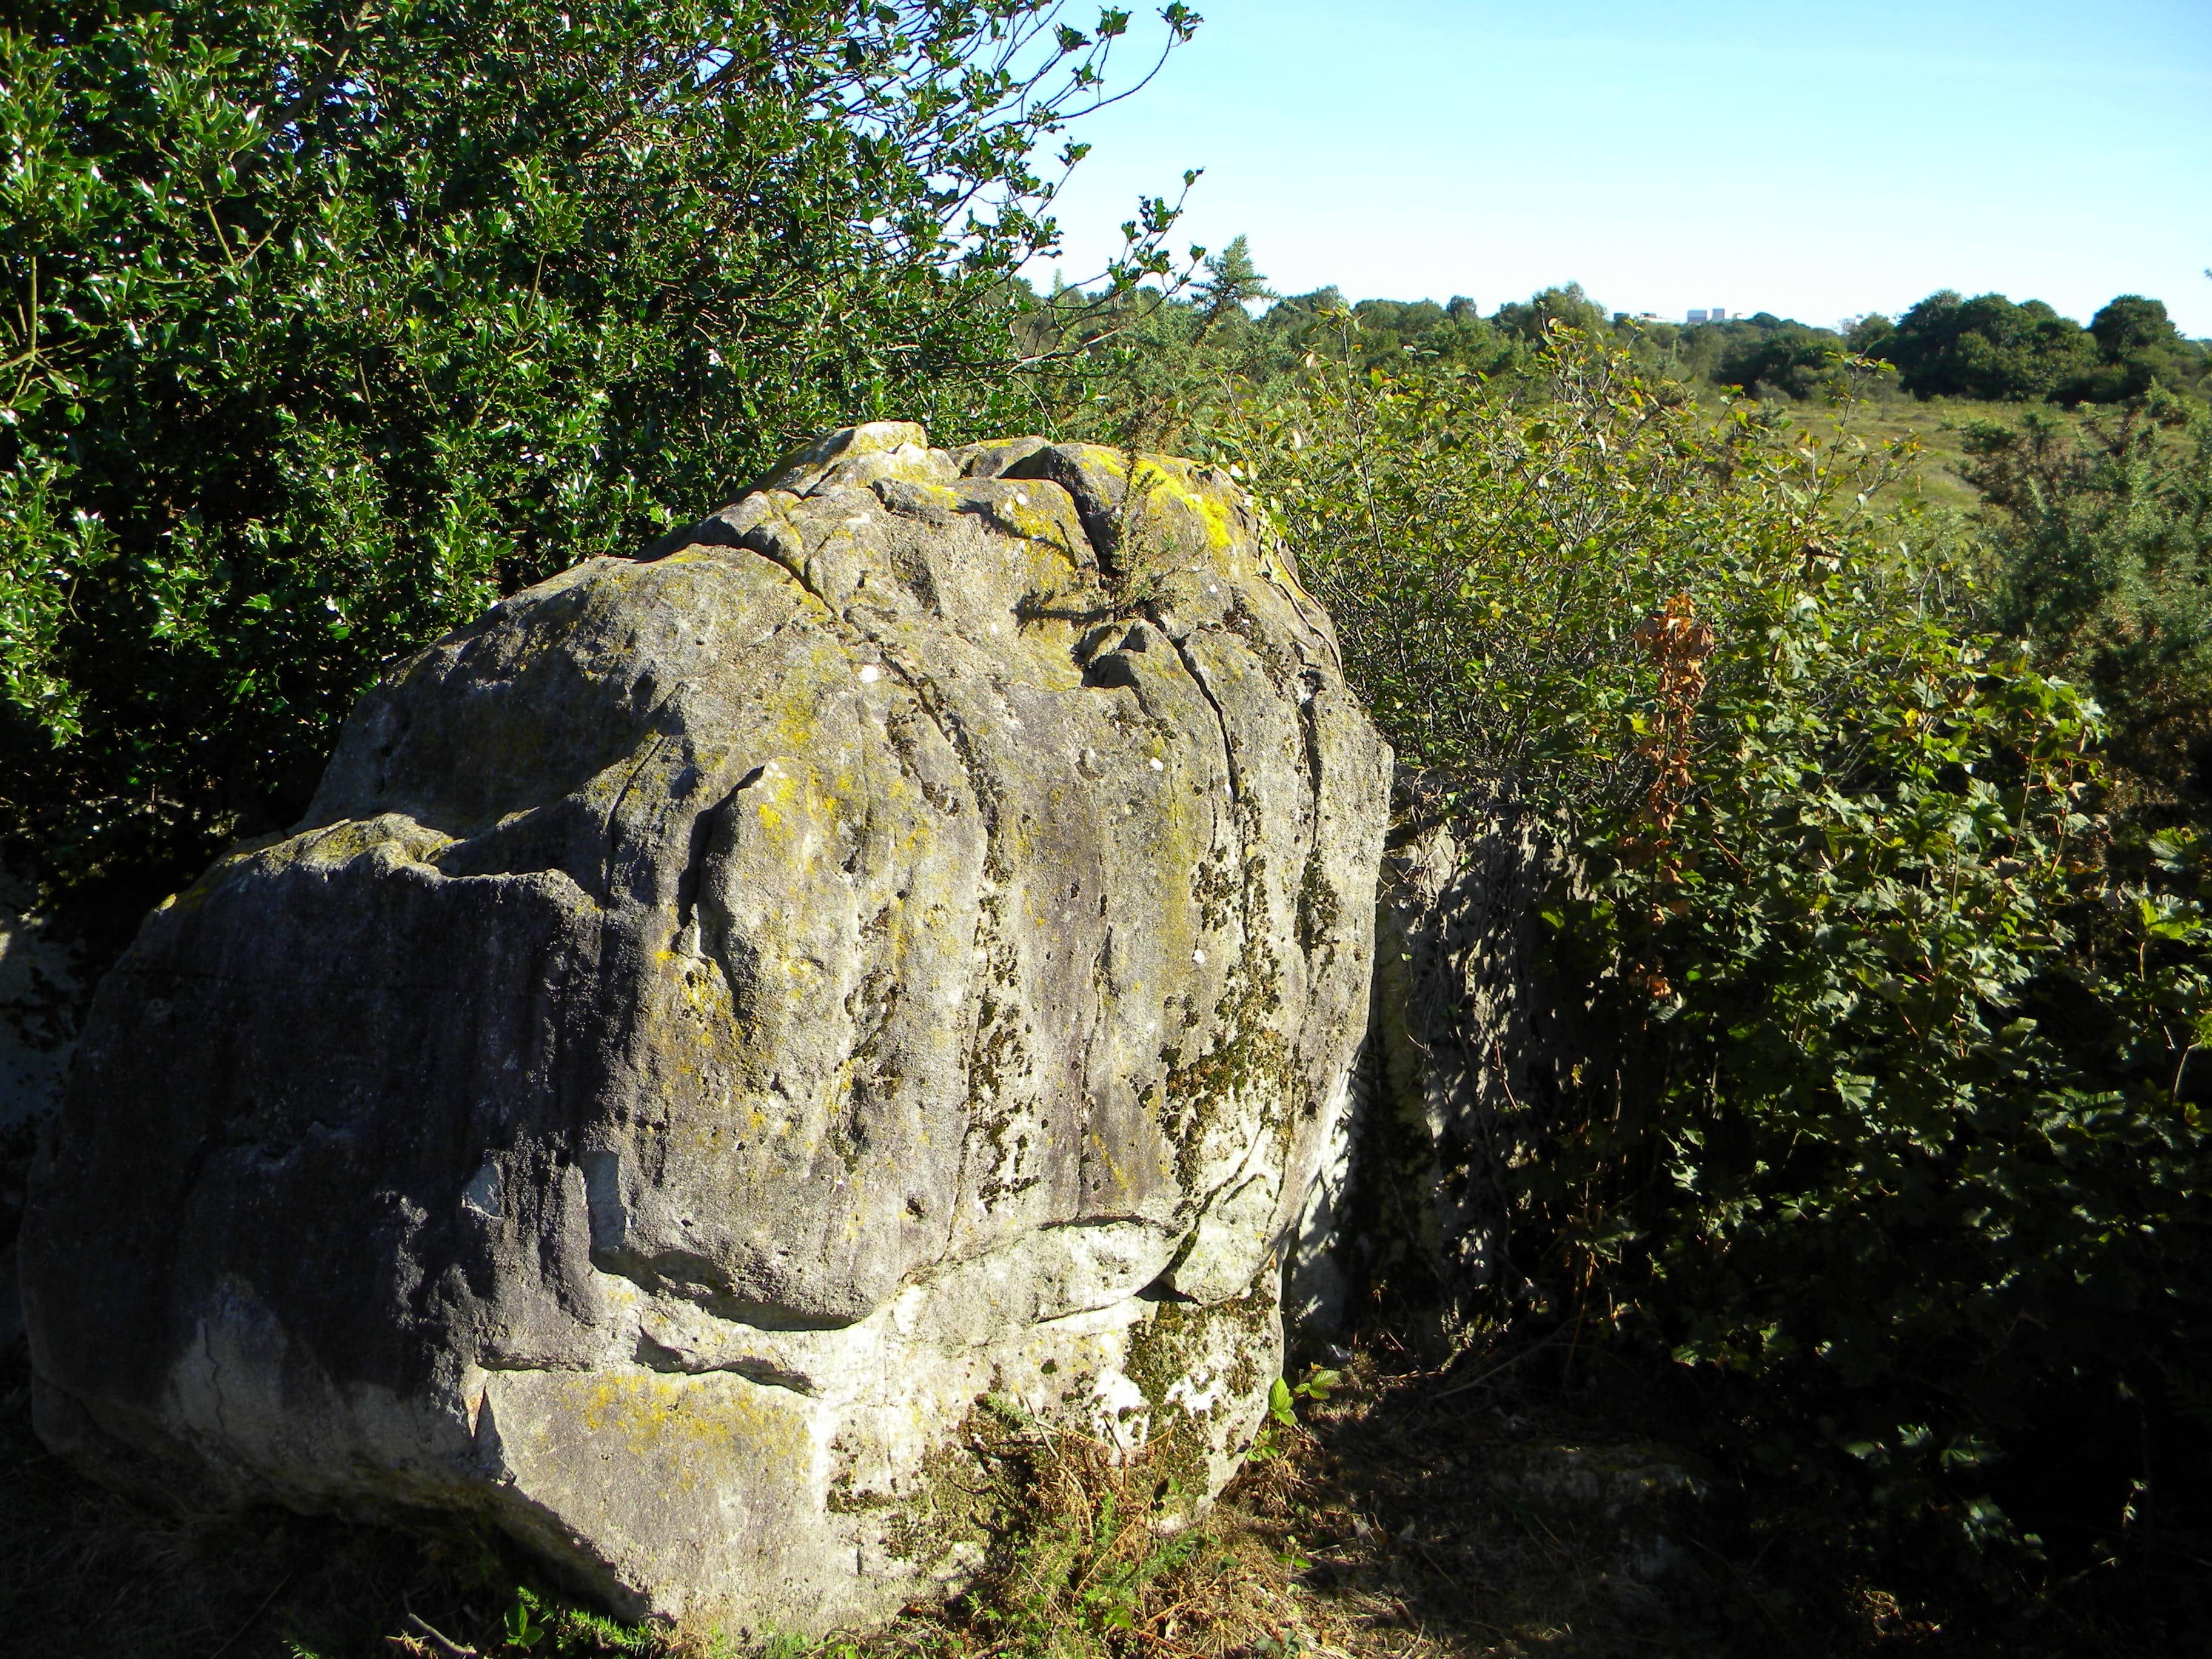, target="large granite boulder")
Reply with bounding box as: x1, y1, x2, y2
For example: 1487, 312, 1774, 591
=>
19, 423, 1390, 1631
